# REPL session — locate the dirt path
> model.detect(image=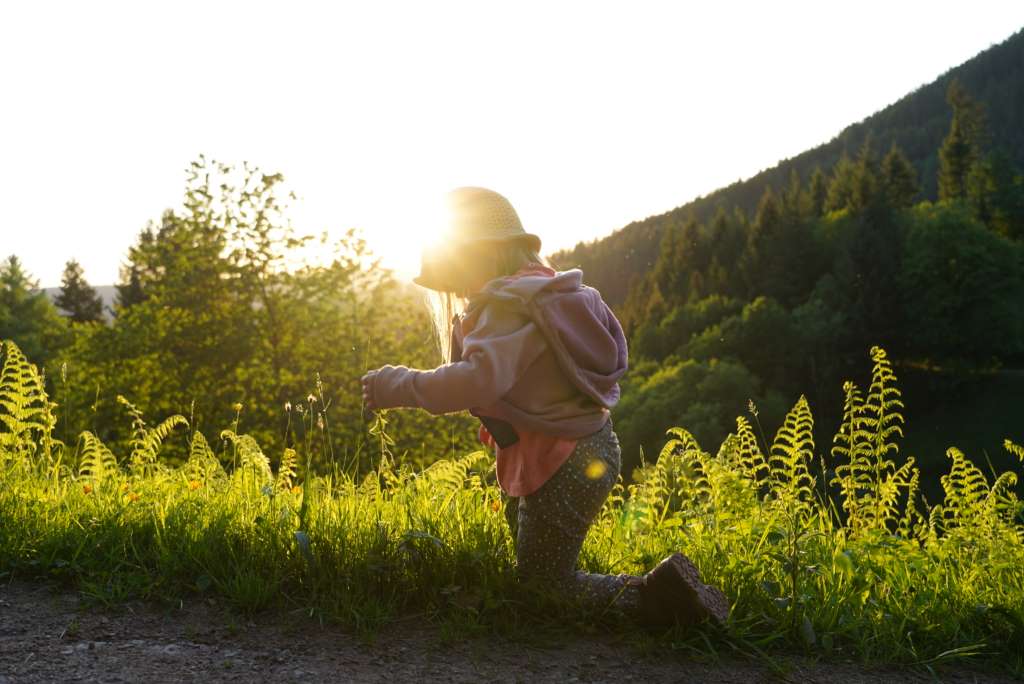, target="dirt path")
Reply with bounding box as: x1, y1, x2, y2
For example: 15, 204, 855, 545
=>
0, 580, 1013, 683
